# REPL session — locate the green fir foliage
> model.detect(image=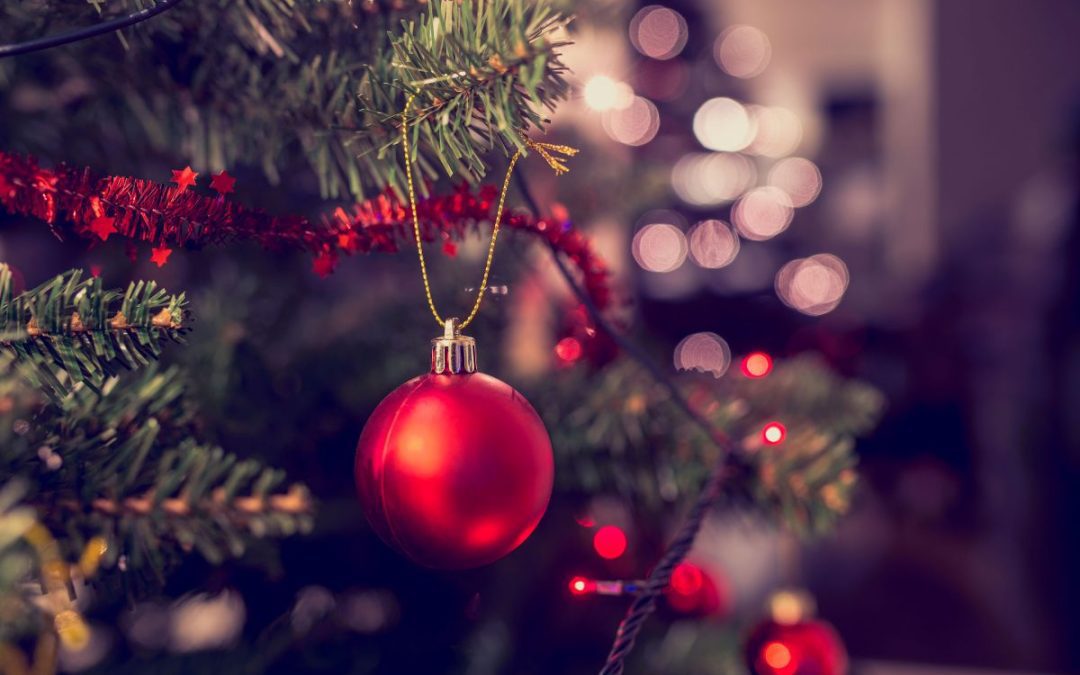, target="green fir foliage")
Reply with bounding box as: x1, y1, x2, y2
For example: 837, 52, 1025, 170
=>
0, 0, 571, 198
0, 264, 185, 404
542, 355, 885, 536
0, 265, 312, 616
